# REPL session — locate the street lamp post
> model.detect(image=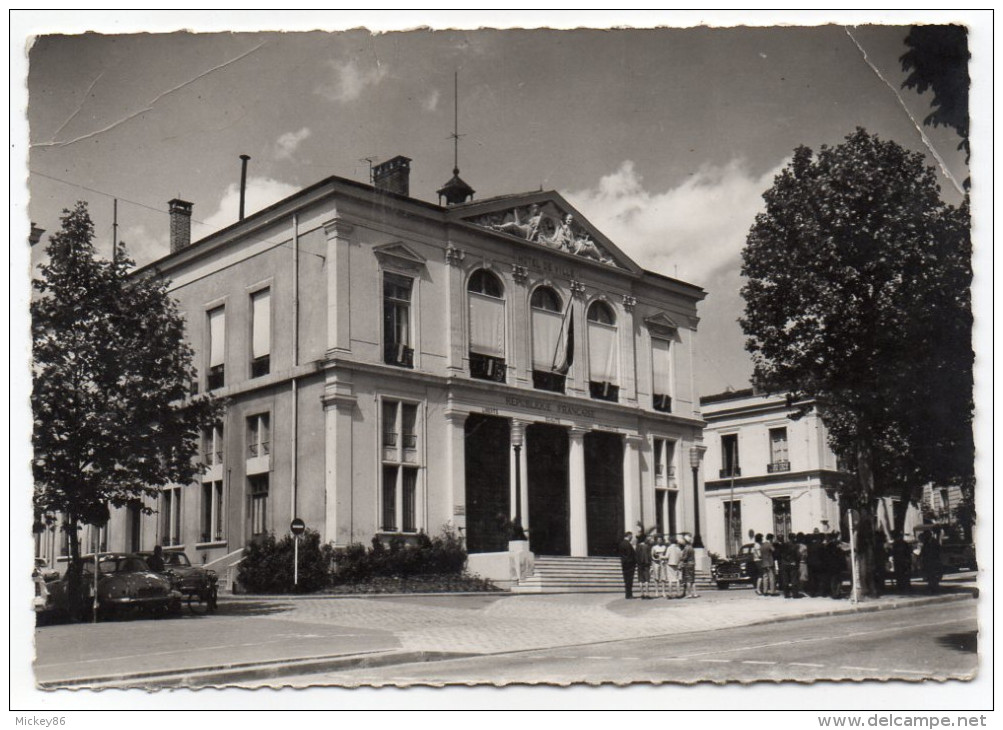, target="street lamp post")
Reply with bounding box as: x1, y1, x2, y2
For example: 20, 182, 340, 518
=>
689, 445, 706, 549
